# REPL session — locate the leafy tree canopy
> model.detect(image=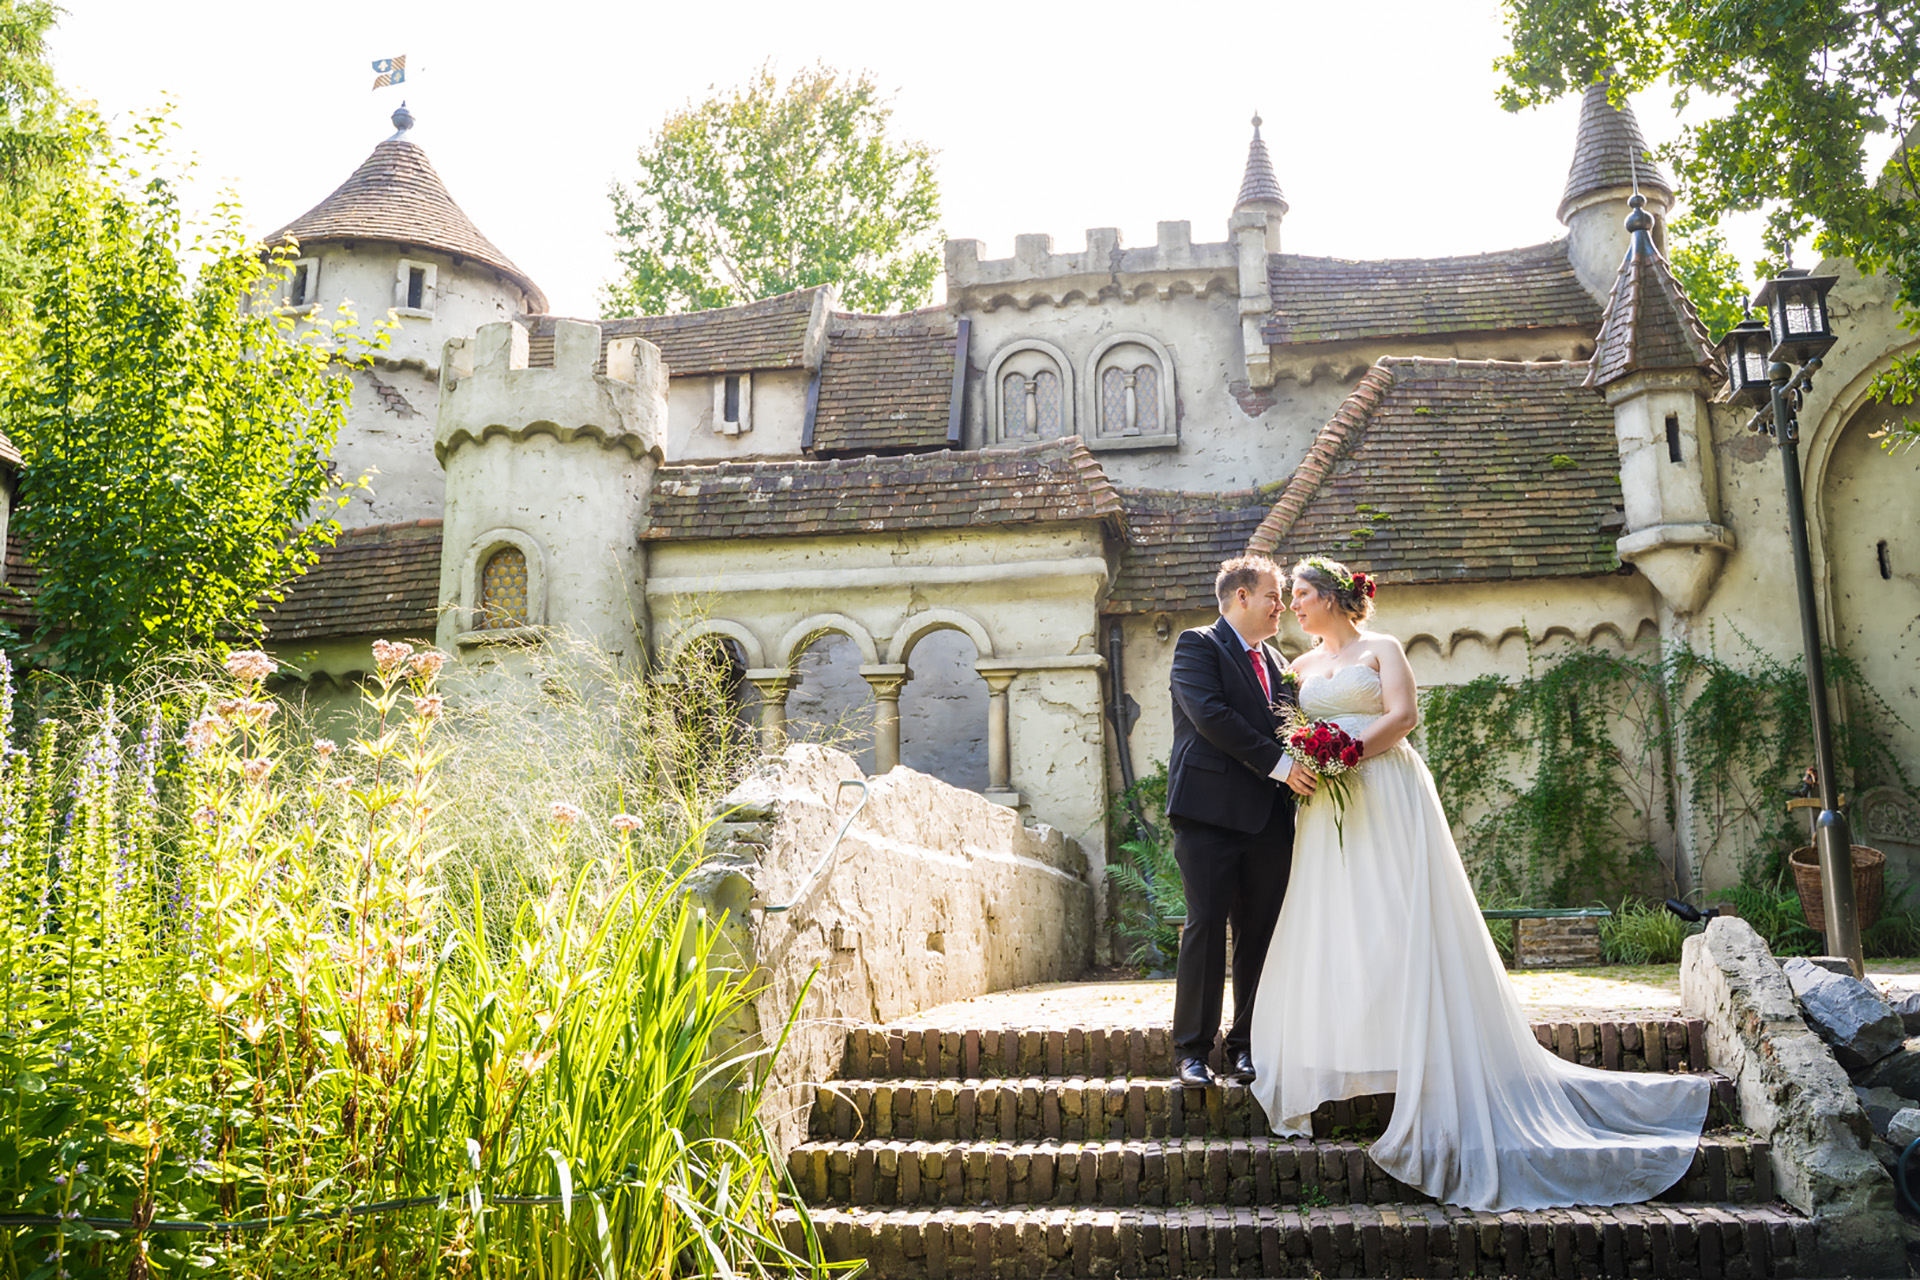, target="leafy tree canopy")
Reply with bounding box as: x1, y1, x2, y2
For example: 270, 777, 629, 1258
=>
1497, 0, 1920, 441
604, 63, 941, 316
5, 121, 372, 681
